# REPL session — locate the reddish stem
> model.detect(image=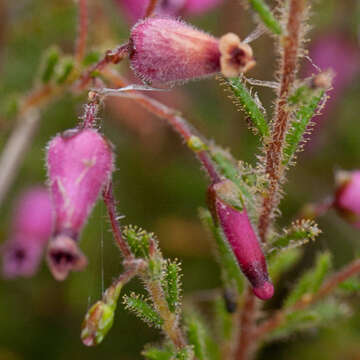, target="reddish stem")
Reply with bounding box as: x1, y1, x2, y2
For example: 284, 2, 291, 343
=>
75, 0, 88, 64
102, 181, 133, 259
235, 288, 258, 360
101, 69, 221, 184
145, 0, 160, 17
259, 0, 306, 242
81, 92, 100, 129
76, 43, 130, 90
